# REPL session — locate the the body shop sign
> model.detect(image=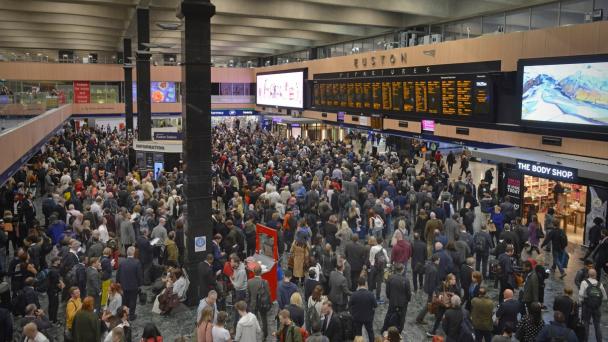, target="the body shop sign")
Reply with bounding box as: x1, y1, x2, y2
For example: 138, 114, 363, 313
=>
516, 160, 577, 181
73, 81, 91, 104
